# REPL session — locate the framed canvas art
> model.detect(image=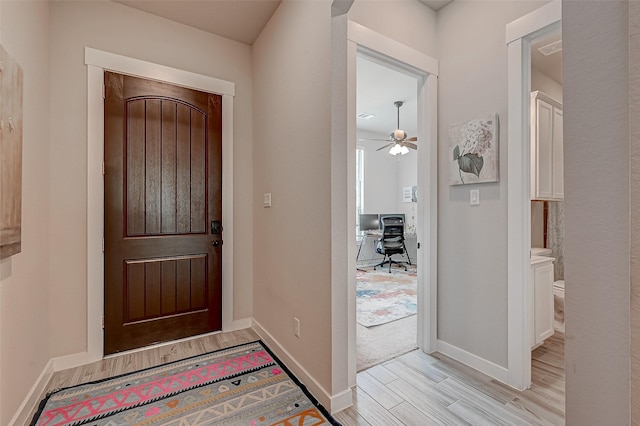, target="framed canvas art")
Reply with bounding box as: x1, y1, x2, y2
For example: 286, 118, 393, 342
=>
449, 113, 499, 185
